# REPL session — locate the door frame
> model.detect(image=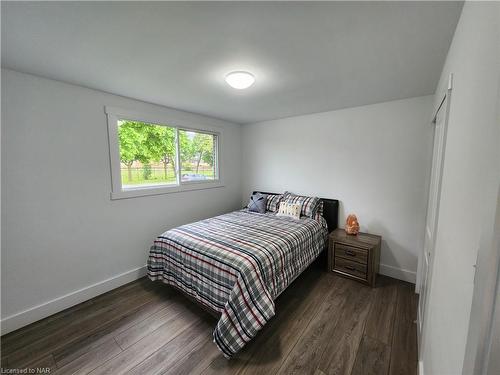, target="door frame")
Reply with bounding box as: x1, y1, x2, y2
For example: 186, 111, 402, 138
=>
416, 73, 453, 359
416, 73, 453, 294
